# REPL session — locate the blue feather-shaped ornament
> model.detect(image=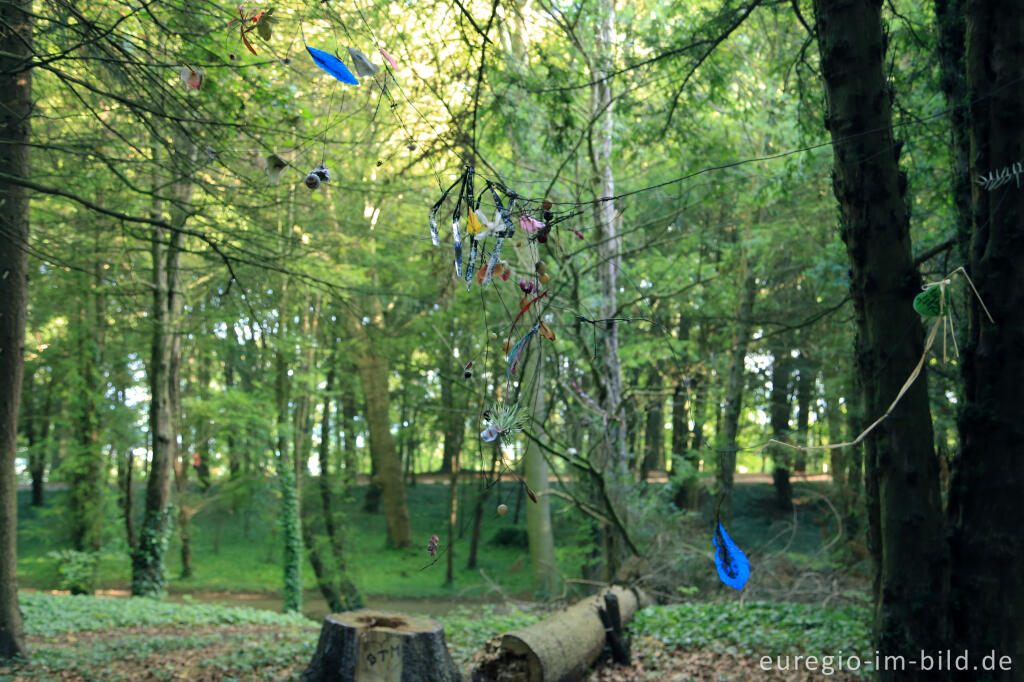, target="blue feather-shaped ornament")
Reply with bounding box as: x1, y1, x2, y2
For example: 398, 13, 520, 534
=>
306, 46, 359, 85
713, 521, 750, 590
